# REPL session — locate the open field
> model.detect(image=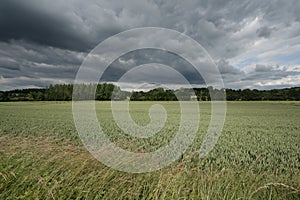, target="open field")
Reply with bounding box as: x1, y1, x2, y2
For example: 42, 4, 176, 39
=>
0, 101, 299, 199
